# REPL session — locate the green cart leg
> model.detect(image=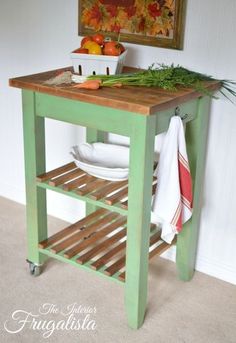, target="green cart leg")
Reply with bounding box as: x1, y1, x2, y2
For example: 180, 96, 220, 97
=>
22, 90, 48, 266
176, 97, 211, 281
86, 128, 105, 216
125, 115, 156, 329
